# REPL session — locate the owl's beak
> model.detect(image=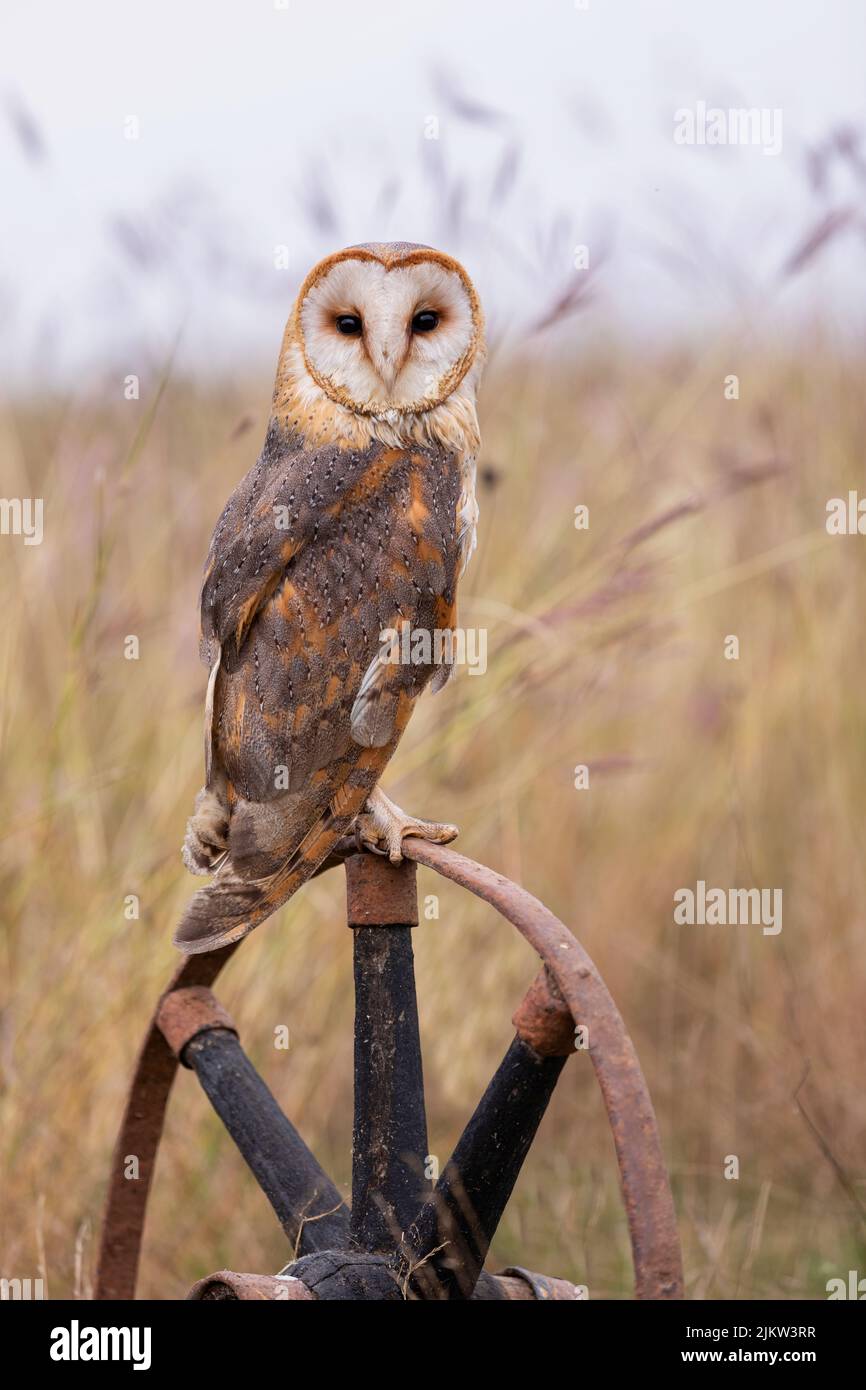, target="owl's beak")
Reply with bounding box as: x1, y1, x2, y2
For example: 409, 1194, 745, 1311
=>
369, 325, 409, 393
